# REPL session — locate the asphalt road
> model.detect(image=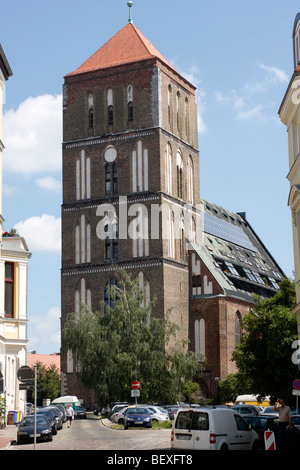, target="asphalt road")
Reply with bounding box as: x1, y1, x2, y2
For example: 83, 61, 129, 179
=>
7, 413, 172, 451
